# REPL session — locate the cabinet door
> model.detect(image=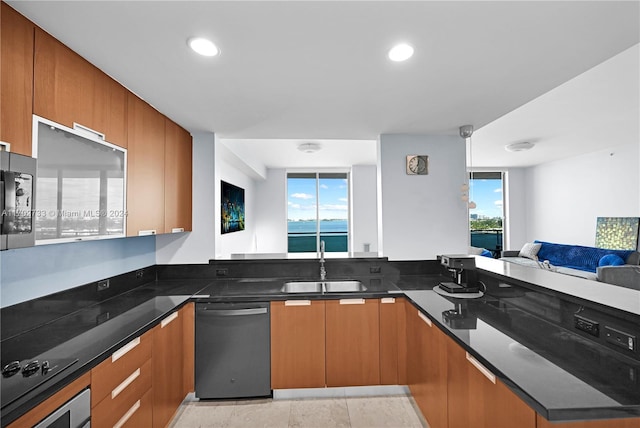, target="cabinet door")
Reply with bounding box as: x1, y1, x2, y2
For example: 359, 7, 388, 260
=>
447, 337, 535, 428
126, 93, 165, 236
421, 313, 448, 428
379, 297, 399, 385
182, 303, 195, 395
164, 118, 192, 233
33, 28, 127, 147
271, 300, 326, 389
152, 309, 184, 428
407, 306, 448, 428
1, 3, 34, 156
326, 299, 380, 387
